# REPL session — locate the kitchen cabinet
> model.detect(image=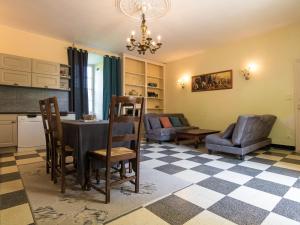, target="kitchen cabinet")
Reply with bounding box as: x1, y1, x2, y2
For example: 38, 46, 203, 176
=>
0, 53, 31, 72
32, 73, 60, 89
0, 69, 31, 87
0, 115, 17, 147
32, 59, 60, 76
